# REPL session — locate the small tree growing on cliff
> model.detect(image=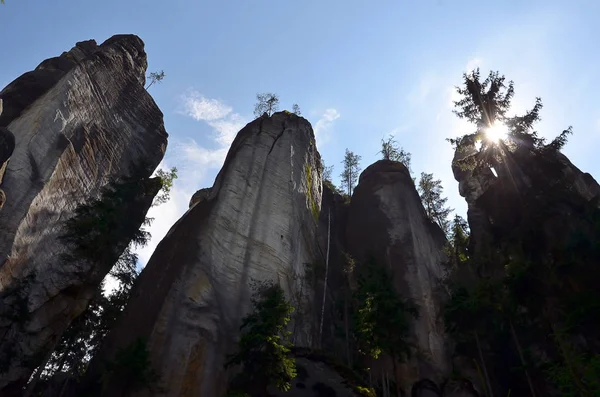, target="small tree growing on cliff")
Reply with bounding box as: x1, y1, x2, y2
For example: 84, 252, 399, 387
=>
354, 258, 419, 397
340, 149, 361, 196
292, 104, 301, 116
417, 172, 453, 236
225, 280, 296, 395
152, 167, 178, 206
254, 93, 280, 117
145, 70, 165, 90
379, 135, 412, 173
